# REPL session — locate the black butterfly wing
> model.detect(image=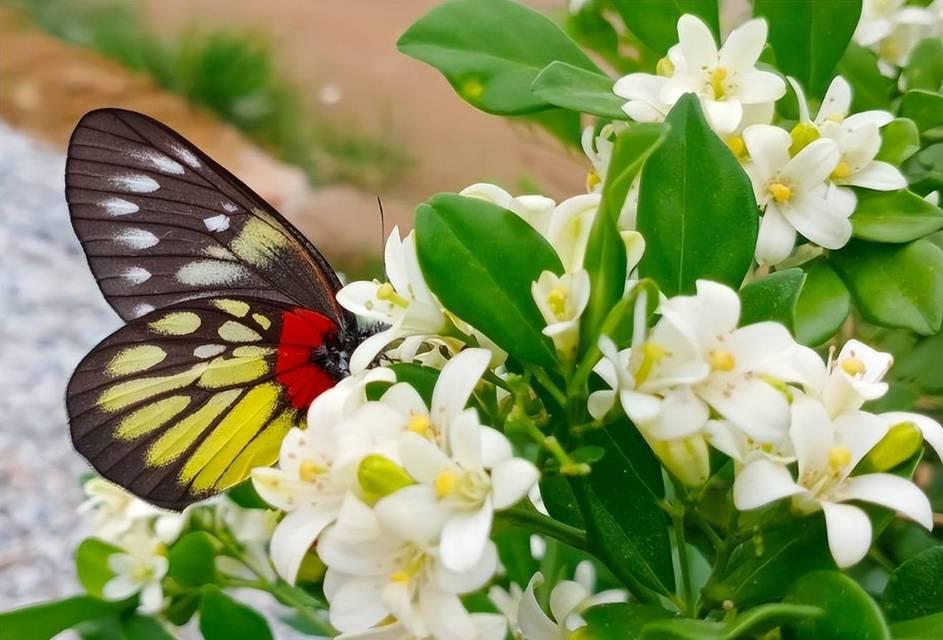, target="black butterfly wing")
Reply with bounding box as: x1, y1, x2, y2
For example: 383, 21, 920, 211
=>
66, 108, 351, 328
68, 296, 342, 510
